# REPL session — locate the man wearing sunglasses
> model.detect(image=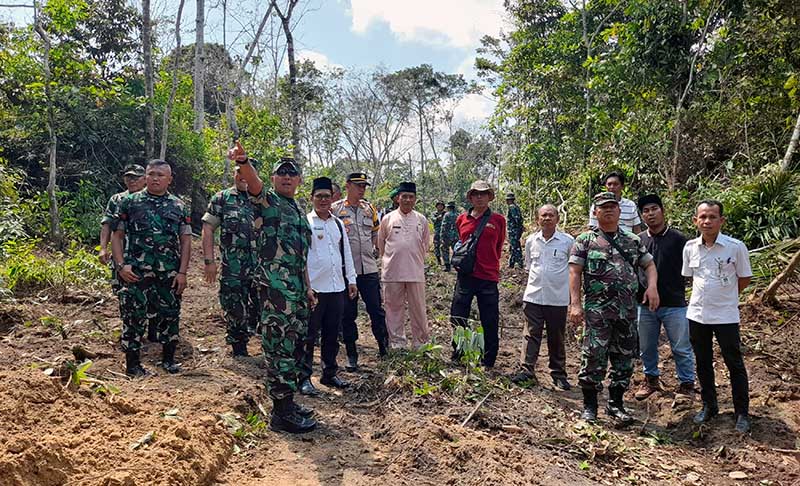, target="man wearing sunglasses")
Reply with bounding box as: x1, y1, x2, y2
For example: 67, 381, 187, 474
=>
229, 141, 317, 434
